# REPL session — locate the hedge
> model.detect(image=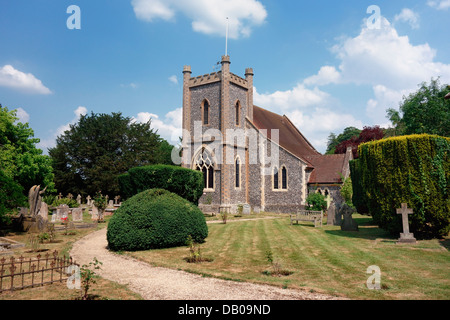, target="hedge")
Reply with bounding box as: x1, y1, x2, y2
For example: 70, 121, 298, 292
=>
351, 134, 450, 238
106, 188, 208, 251
118, 164, 204, 204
